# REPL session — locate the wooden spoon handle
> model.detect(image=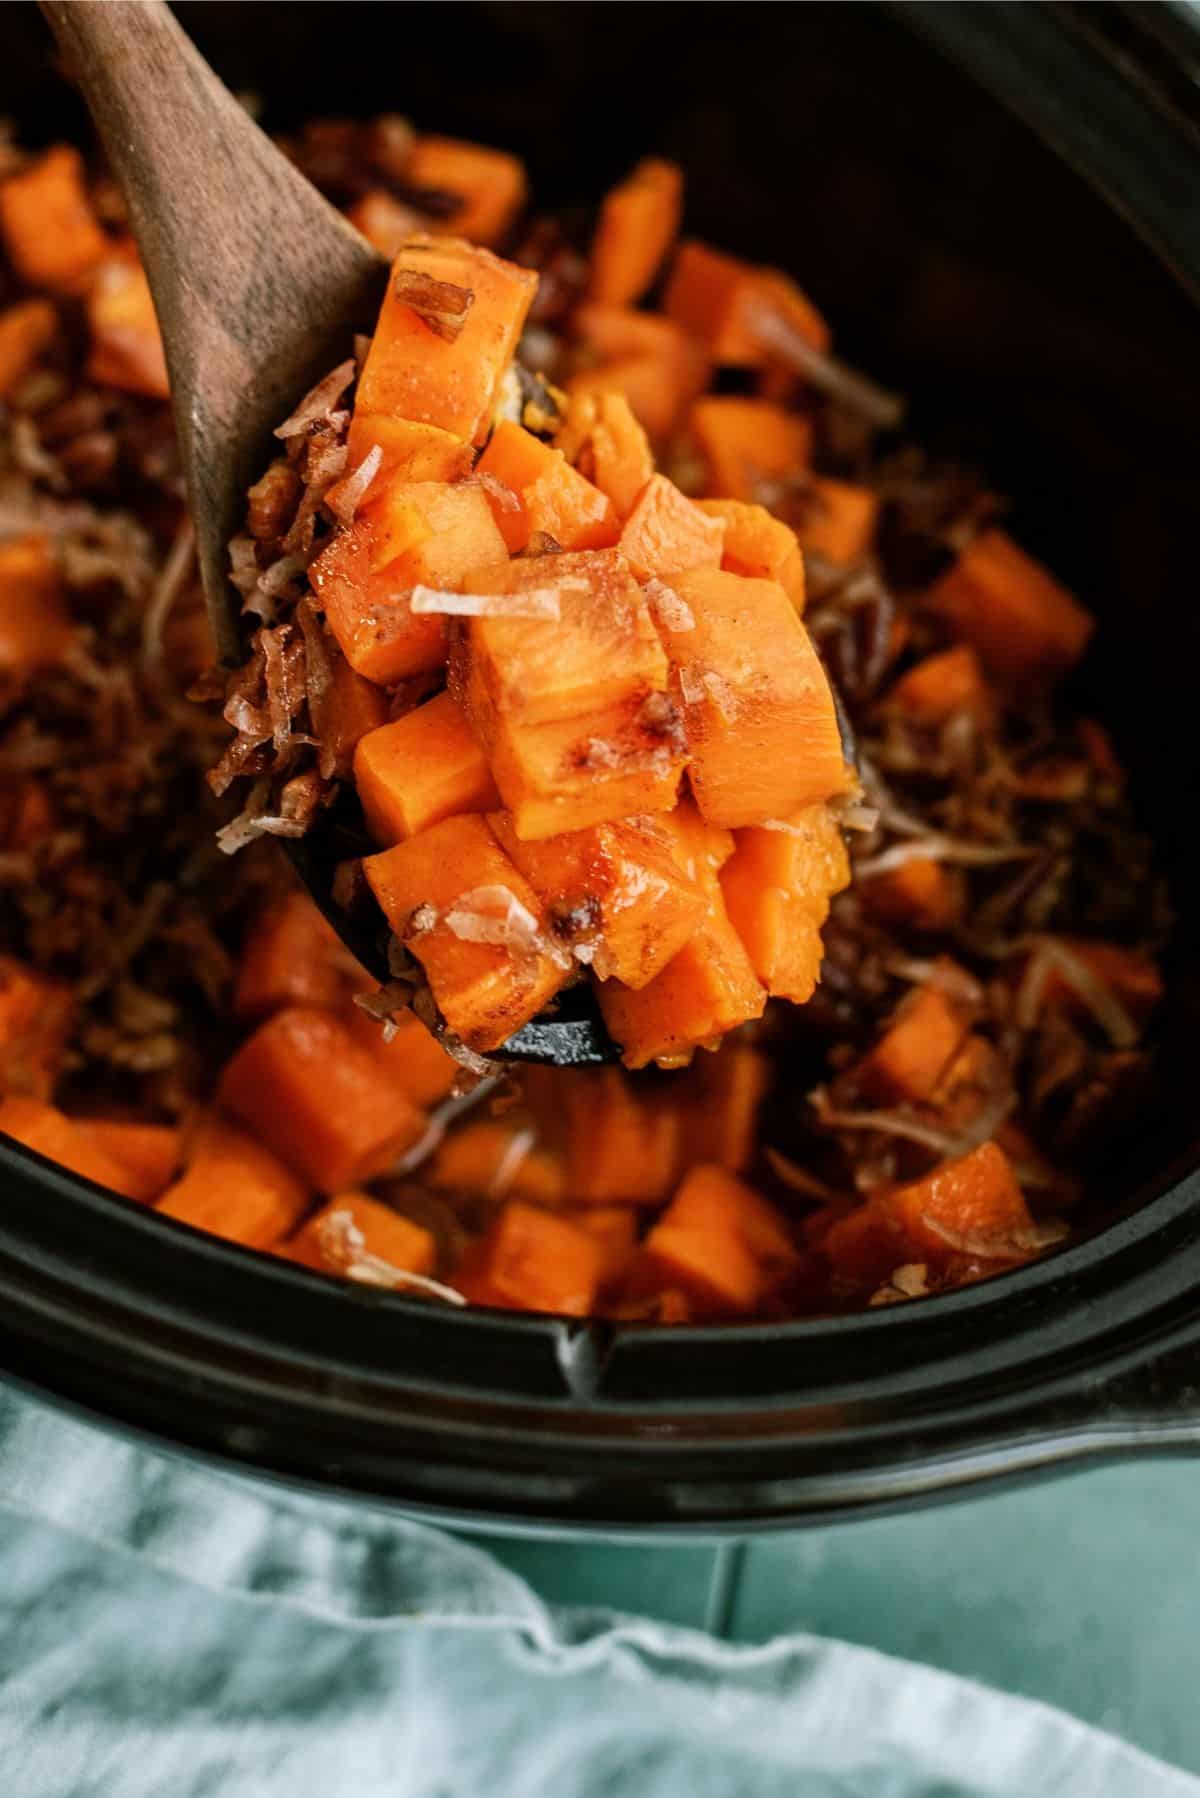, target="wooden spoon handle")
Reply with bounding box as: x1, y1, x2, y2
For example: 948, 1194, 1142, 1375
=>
40, 0, 385, 659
